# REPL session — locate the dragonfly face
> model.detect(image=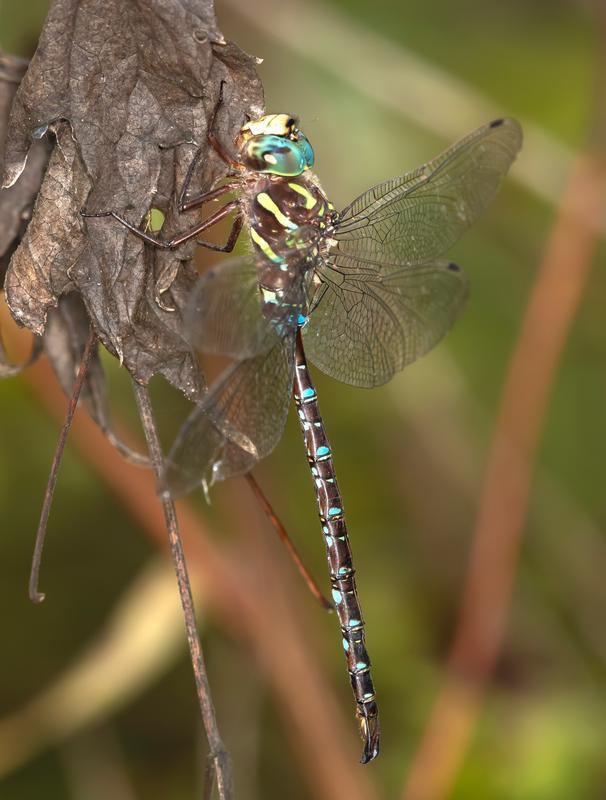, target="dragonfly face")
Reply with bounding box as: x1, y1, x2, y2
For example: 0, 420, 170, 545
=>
237, 113, 315, 176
